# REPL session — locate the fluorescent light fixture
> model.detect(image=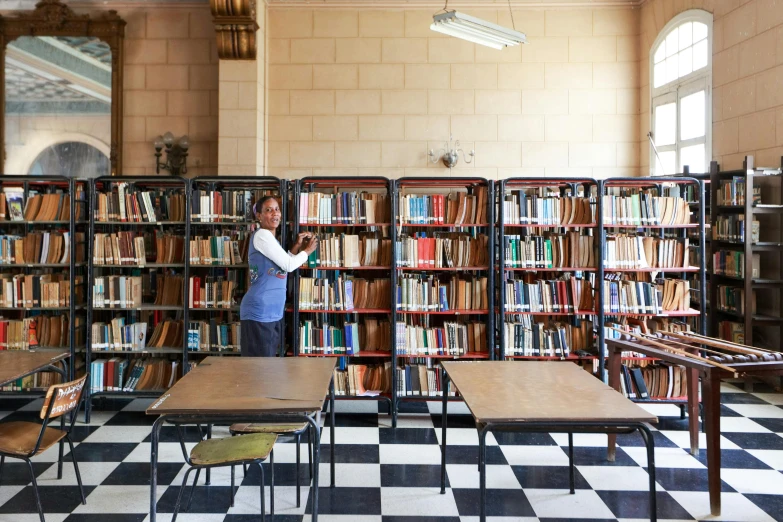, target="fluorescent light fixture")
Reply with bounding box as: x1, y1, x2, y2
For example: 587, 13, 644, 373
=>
430, 11, 527, 50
